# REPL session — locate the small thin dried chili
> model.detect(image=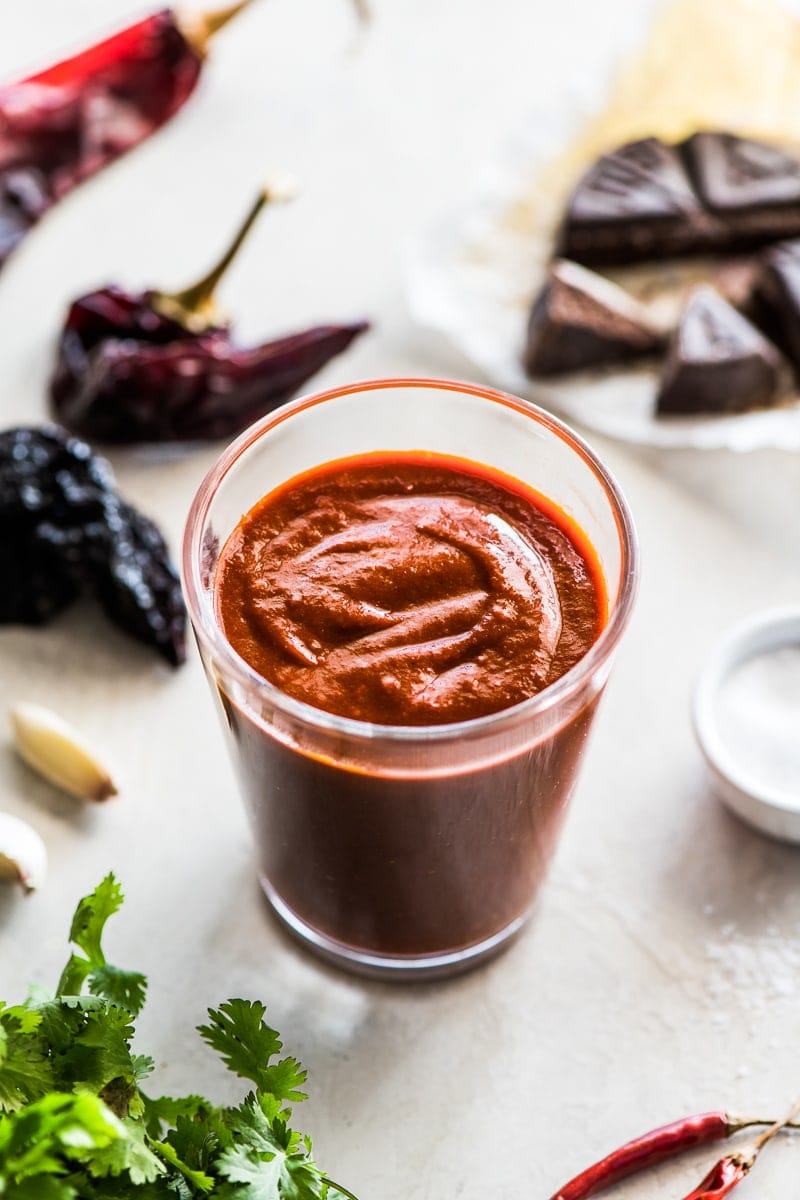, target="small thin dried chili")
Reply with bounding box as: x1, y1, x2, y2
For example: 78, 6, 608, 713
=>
680, 1096, 800, 1200
49, 188, 370, 444
0, 1, 251, 270
549, 1112, 730, 1200
681, 1155, 748, 1200
0, 425, 186, 665
548, 1106, 800, 1200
